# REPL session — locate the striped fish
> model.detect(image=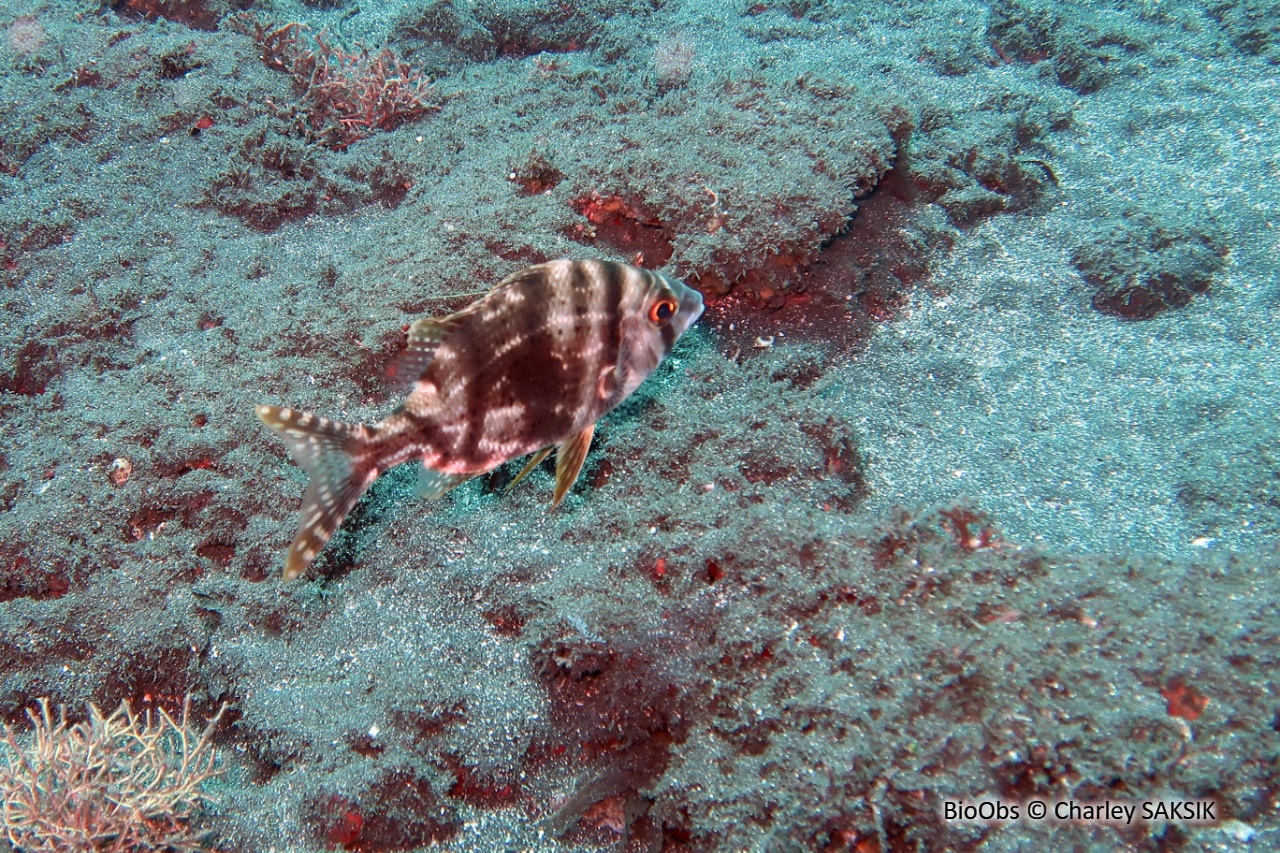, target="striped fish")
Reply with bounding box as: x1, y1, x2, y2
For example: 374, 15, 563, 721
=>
256, 259, 705, 579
